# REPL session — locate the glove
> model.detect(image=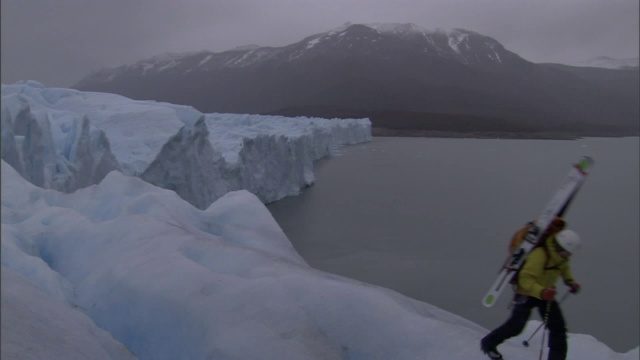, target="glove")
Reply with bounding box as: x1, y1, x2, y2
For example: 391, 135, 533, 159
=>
568, 282, 581, 294
541, 288, 557, 301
